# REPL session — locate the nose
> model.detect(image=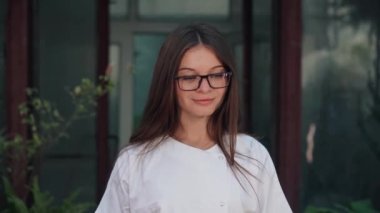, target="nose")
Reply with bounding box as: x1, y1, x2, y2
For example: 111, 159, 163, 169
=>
197, 77, 212, 92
